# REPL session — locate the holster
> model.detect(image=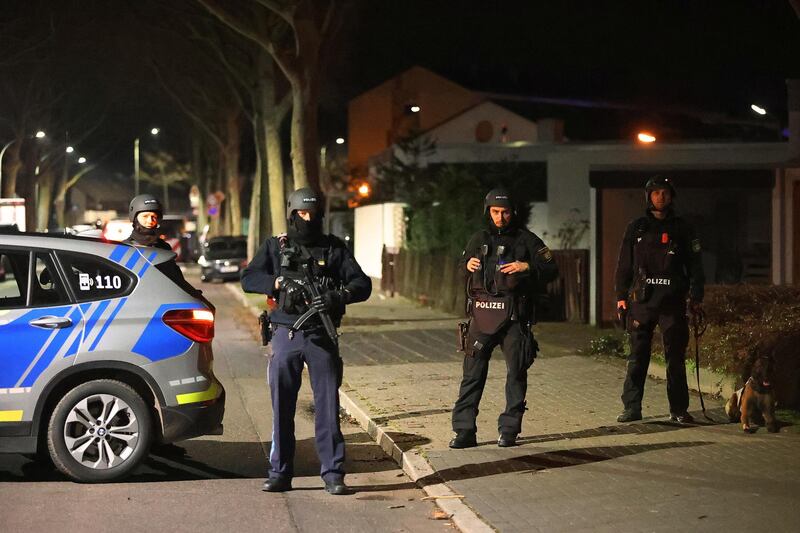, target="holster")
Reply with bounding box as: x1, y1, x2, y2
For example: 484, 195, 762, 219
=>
521, 325, 539, 370
457, 320, 469, 352
258, 311, 272, 346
